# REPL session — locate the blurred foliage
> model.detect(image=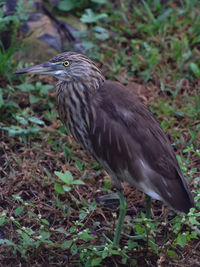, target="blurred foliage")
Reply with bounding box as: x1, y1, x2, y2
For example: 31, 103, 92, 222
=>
0, 0, 32, 81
